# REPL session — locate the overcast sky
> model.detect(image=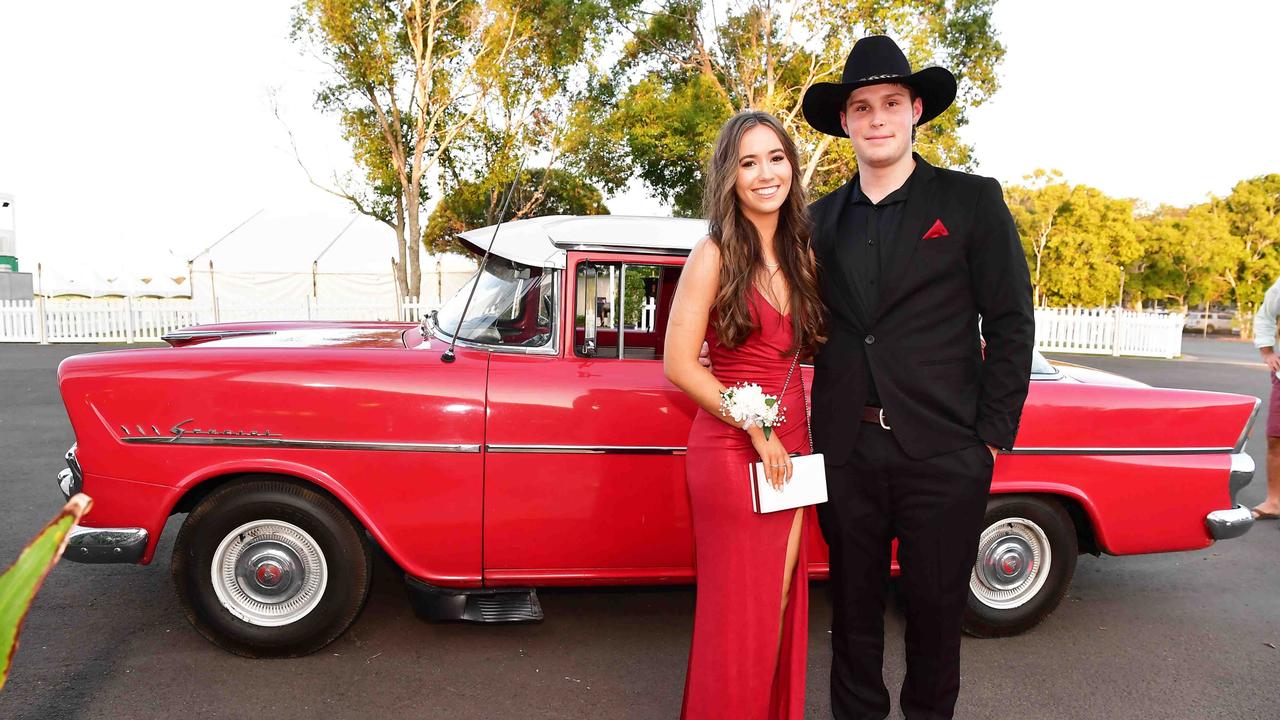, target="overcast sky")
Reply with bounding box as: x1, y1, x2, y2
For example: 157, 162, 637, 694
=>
0, 0, 1276, 276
